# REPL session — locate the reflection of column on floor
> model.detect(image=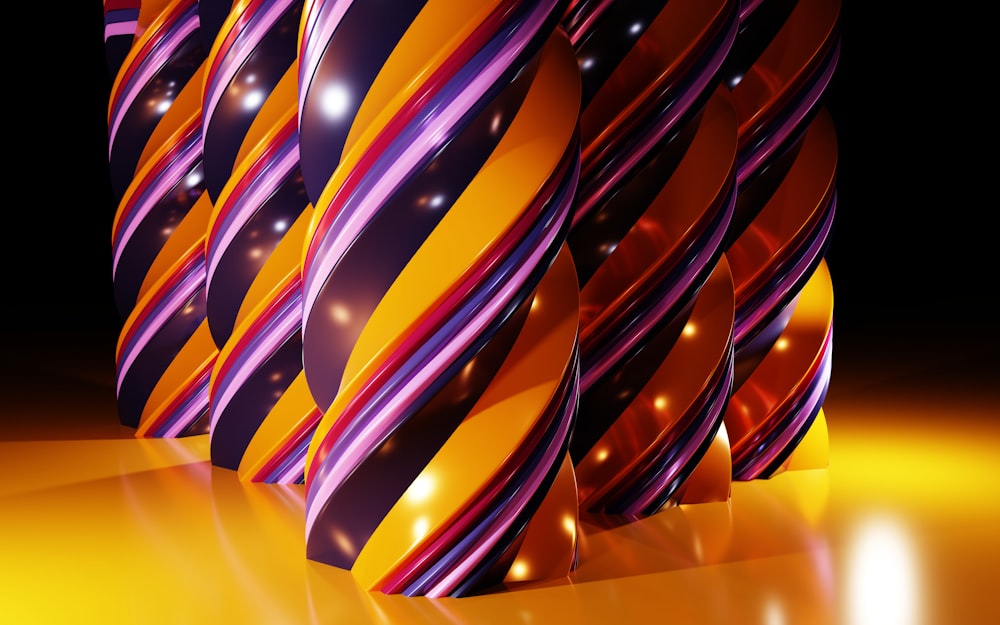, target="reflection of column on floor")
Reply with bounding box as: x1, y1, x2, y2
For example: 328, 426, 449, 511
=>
100, 0, 843, 601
